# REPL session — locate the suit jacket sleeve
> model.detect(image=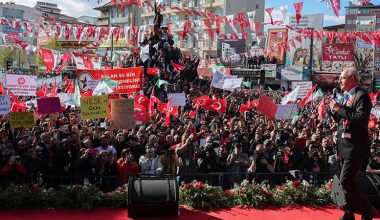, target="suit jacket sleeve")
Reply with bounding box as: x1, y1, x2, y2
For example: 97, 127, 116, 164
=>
336, 92, 371, 123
